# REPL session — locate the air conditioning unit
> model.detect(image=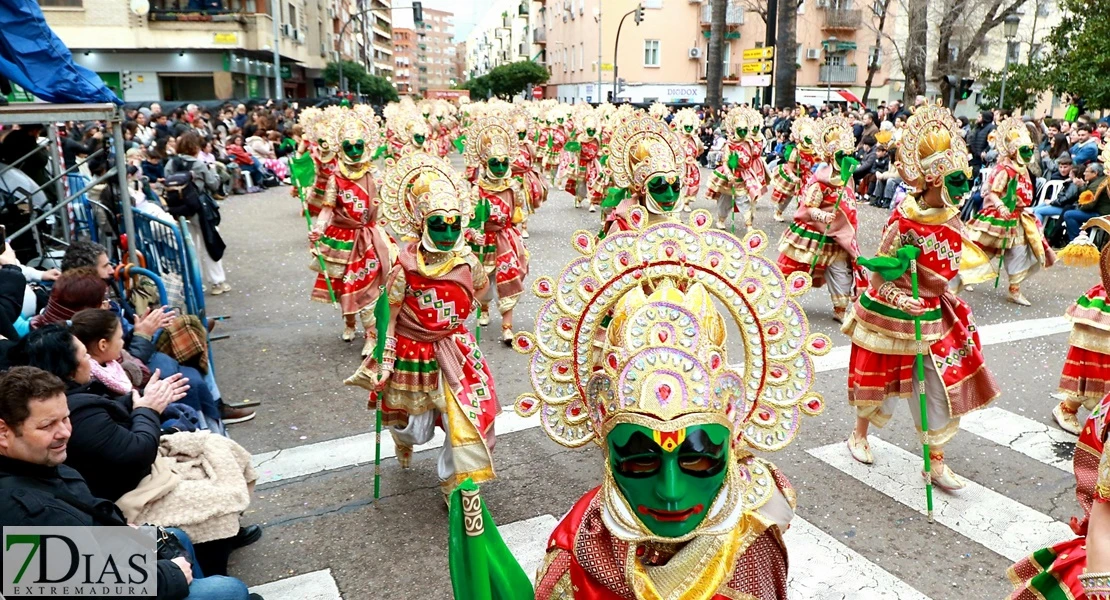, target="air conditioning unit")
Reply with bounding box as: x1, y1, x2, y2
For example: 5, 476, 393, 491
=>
688, 47, 702, 59
579, 5, 584, 14
293, 29, 301, 42
282, 23, 293, 37
327, 8, 335, 18
320, 42, 327, 57
806, 48, 821, 60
